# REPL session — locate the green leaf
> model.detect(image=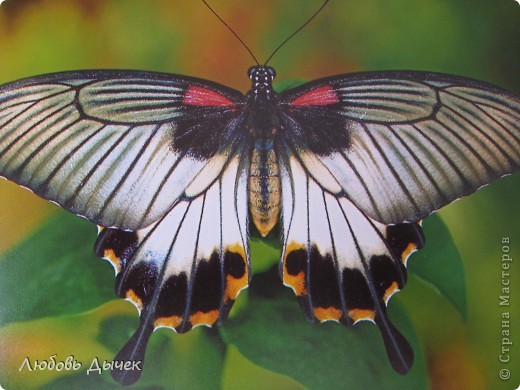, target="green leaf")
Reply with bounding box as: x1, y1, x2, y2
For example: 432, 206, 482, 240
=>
32, 313, 226, 390
41, 372, 123, 390
250, 238, 279, 275
221, 267, 428, 389
131, 327, 225, 389
0, 212, 114, 326
408, 214, 467, 319
98, 316, 226, 389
